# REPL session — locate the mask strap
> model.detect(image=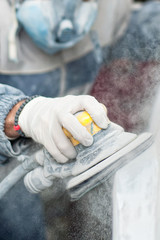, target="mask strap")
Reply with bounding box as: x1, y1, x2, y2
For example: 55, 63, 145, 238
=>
8, 0, 20, 62
90, 30, 103, 64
